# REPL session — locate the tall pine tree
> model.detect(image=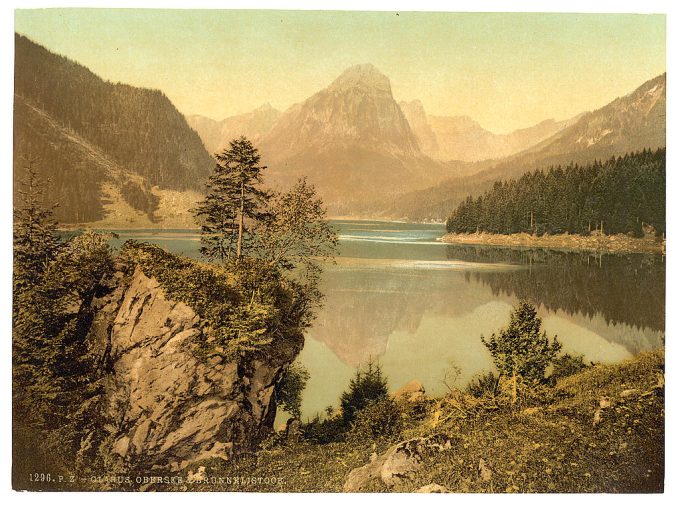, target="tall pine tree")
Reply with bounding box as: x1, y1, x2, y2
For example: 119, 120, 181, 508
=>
193, 137, 269, 263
